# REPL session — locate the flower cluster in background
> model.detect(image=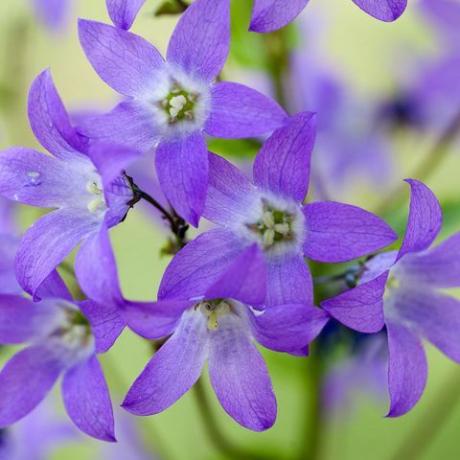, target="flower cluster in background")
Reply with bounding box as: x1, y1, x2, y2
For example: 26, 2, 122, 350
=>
0, 0, 460, 459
